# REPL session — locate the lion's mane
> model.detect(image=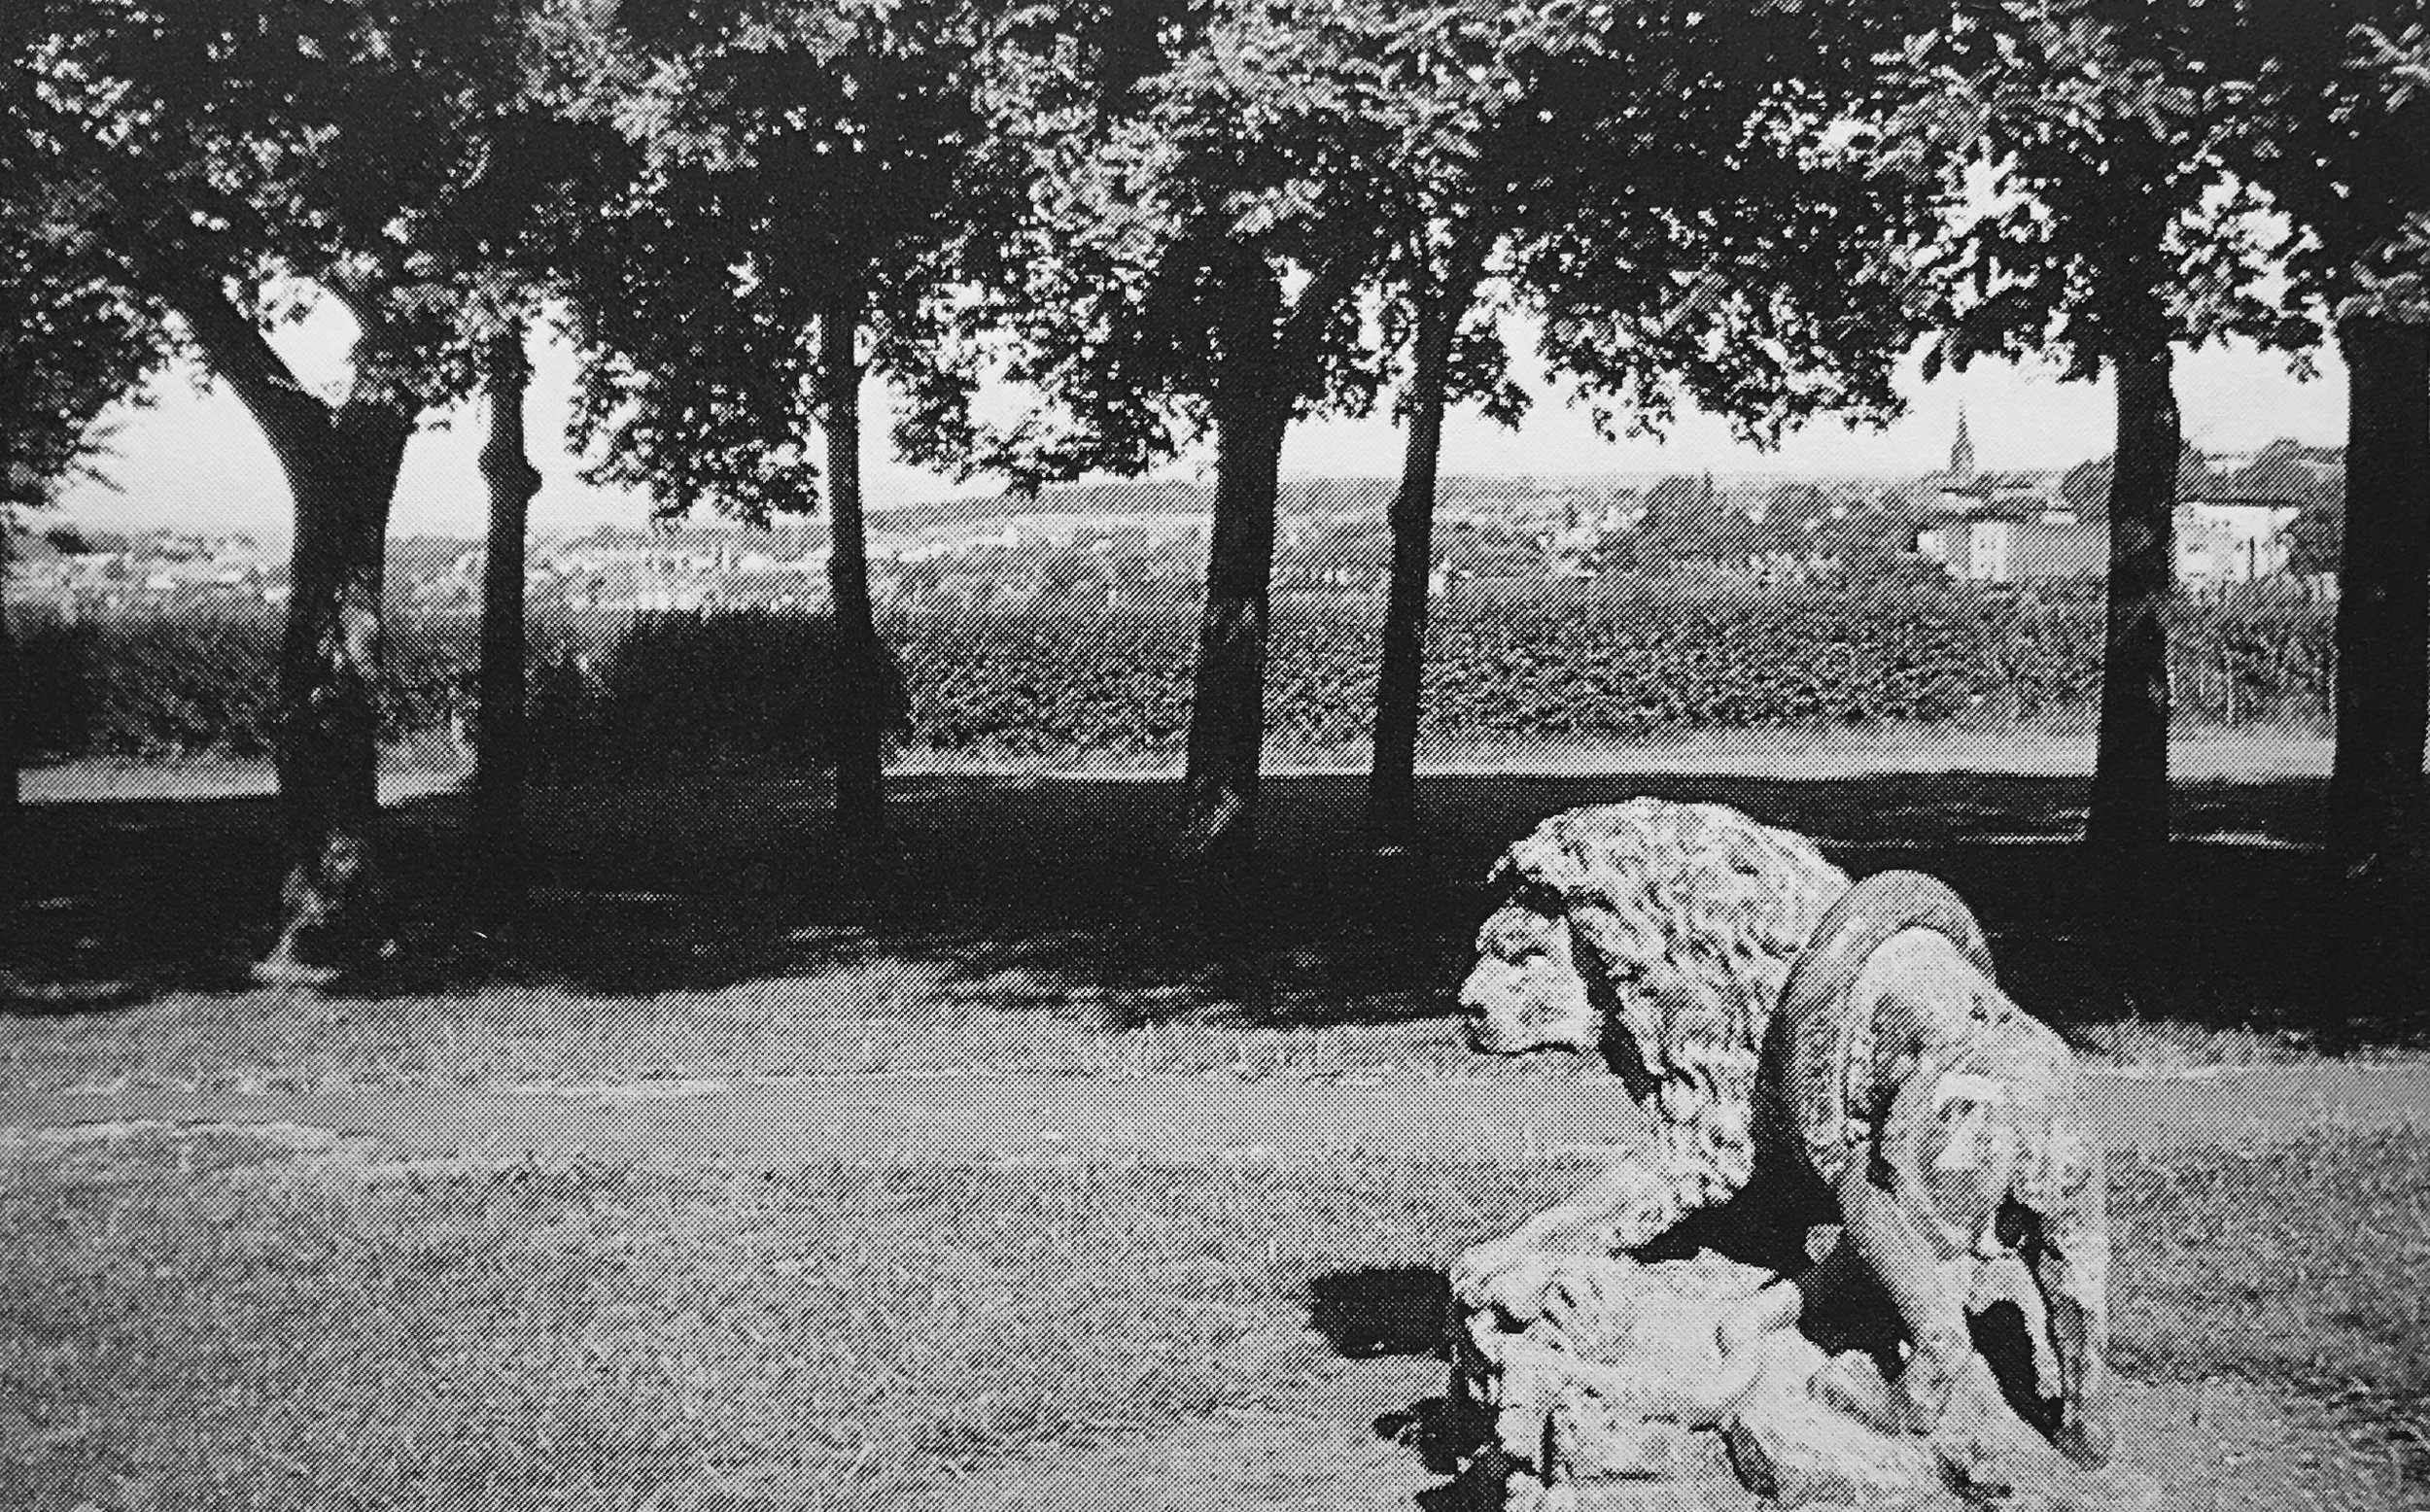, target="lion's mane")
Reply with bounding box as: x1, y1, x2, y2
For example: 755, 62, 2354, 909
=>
1477, 800, 1852, 1199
